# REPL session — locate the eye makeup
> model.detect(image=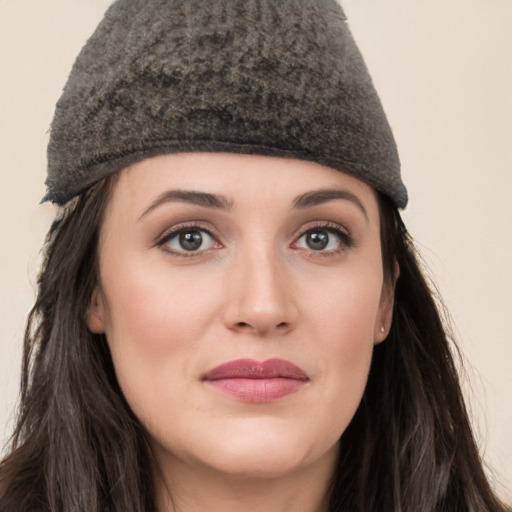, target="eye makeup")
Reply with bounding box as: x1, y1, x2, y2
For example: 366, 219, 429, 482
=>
153, 217, 356, 262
